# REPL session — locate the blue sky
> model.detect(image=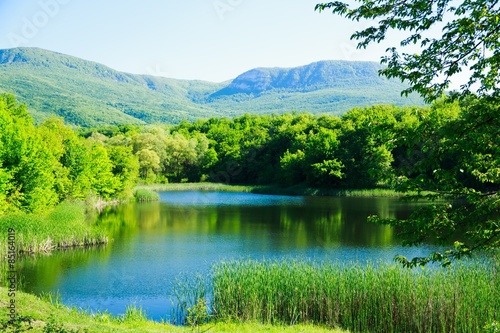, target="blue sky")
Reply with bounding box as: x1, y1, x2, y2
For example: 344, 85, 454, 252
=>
0, 0, 399, 82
